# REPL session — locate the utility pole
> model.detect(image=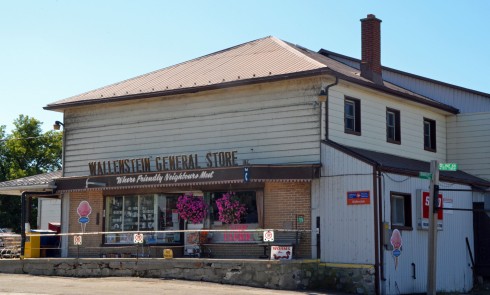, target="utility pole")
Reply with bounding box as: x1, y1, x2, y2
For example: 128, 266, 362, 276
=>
427, 160, 440, 295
